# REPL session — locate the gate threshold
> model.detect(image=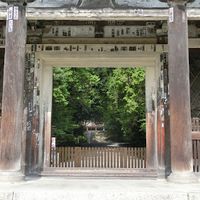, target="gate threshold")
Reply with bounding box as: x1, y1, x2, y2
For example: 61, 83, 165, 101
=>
41, 168, 157, 179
